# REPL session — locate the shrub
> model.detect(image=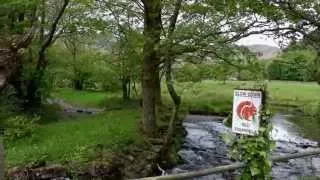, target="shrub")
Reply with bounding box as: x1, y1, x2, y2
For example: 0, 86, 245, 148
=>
0, 86, 20, 134
4, 116, 39, 141
266, 49, 316, 82
307, 102, 320, 124
175, 63, 202, 82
